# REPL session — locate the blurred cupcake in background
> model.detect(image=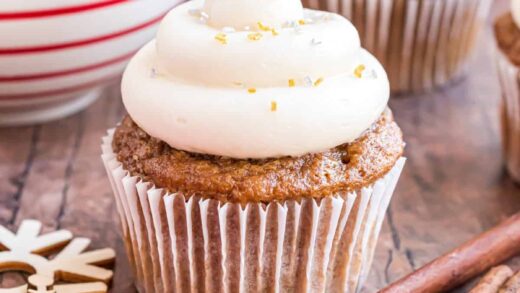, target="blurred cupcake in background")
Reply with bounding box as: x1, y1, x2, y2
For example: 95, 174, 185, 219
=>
304, 0, 492, 93
0, 0, 183, 126
494, 0, 520, 183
